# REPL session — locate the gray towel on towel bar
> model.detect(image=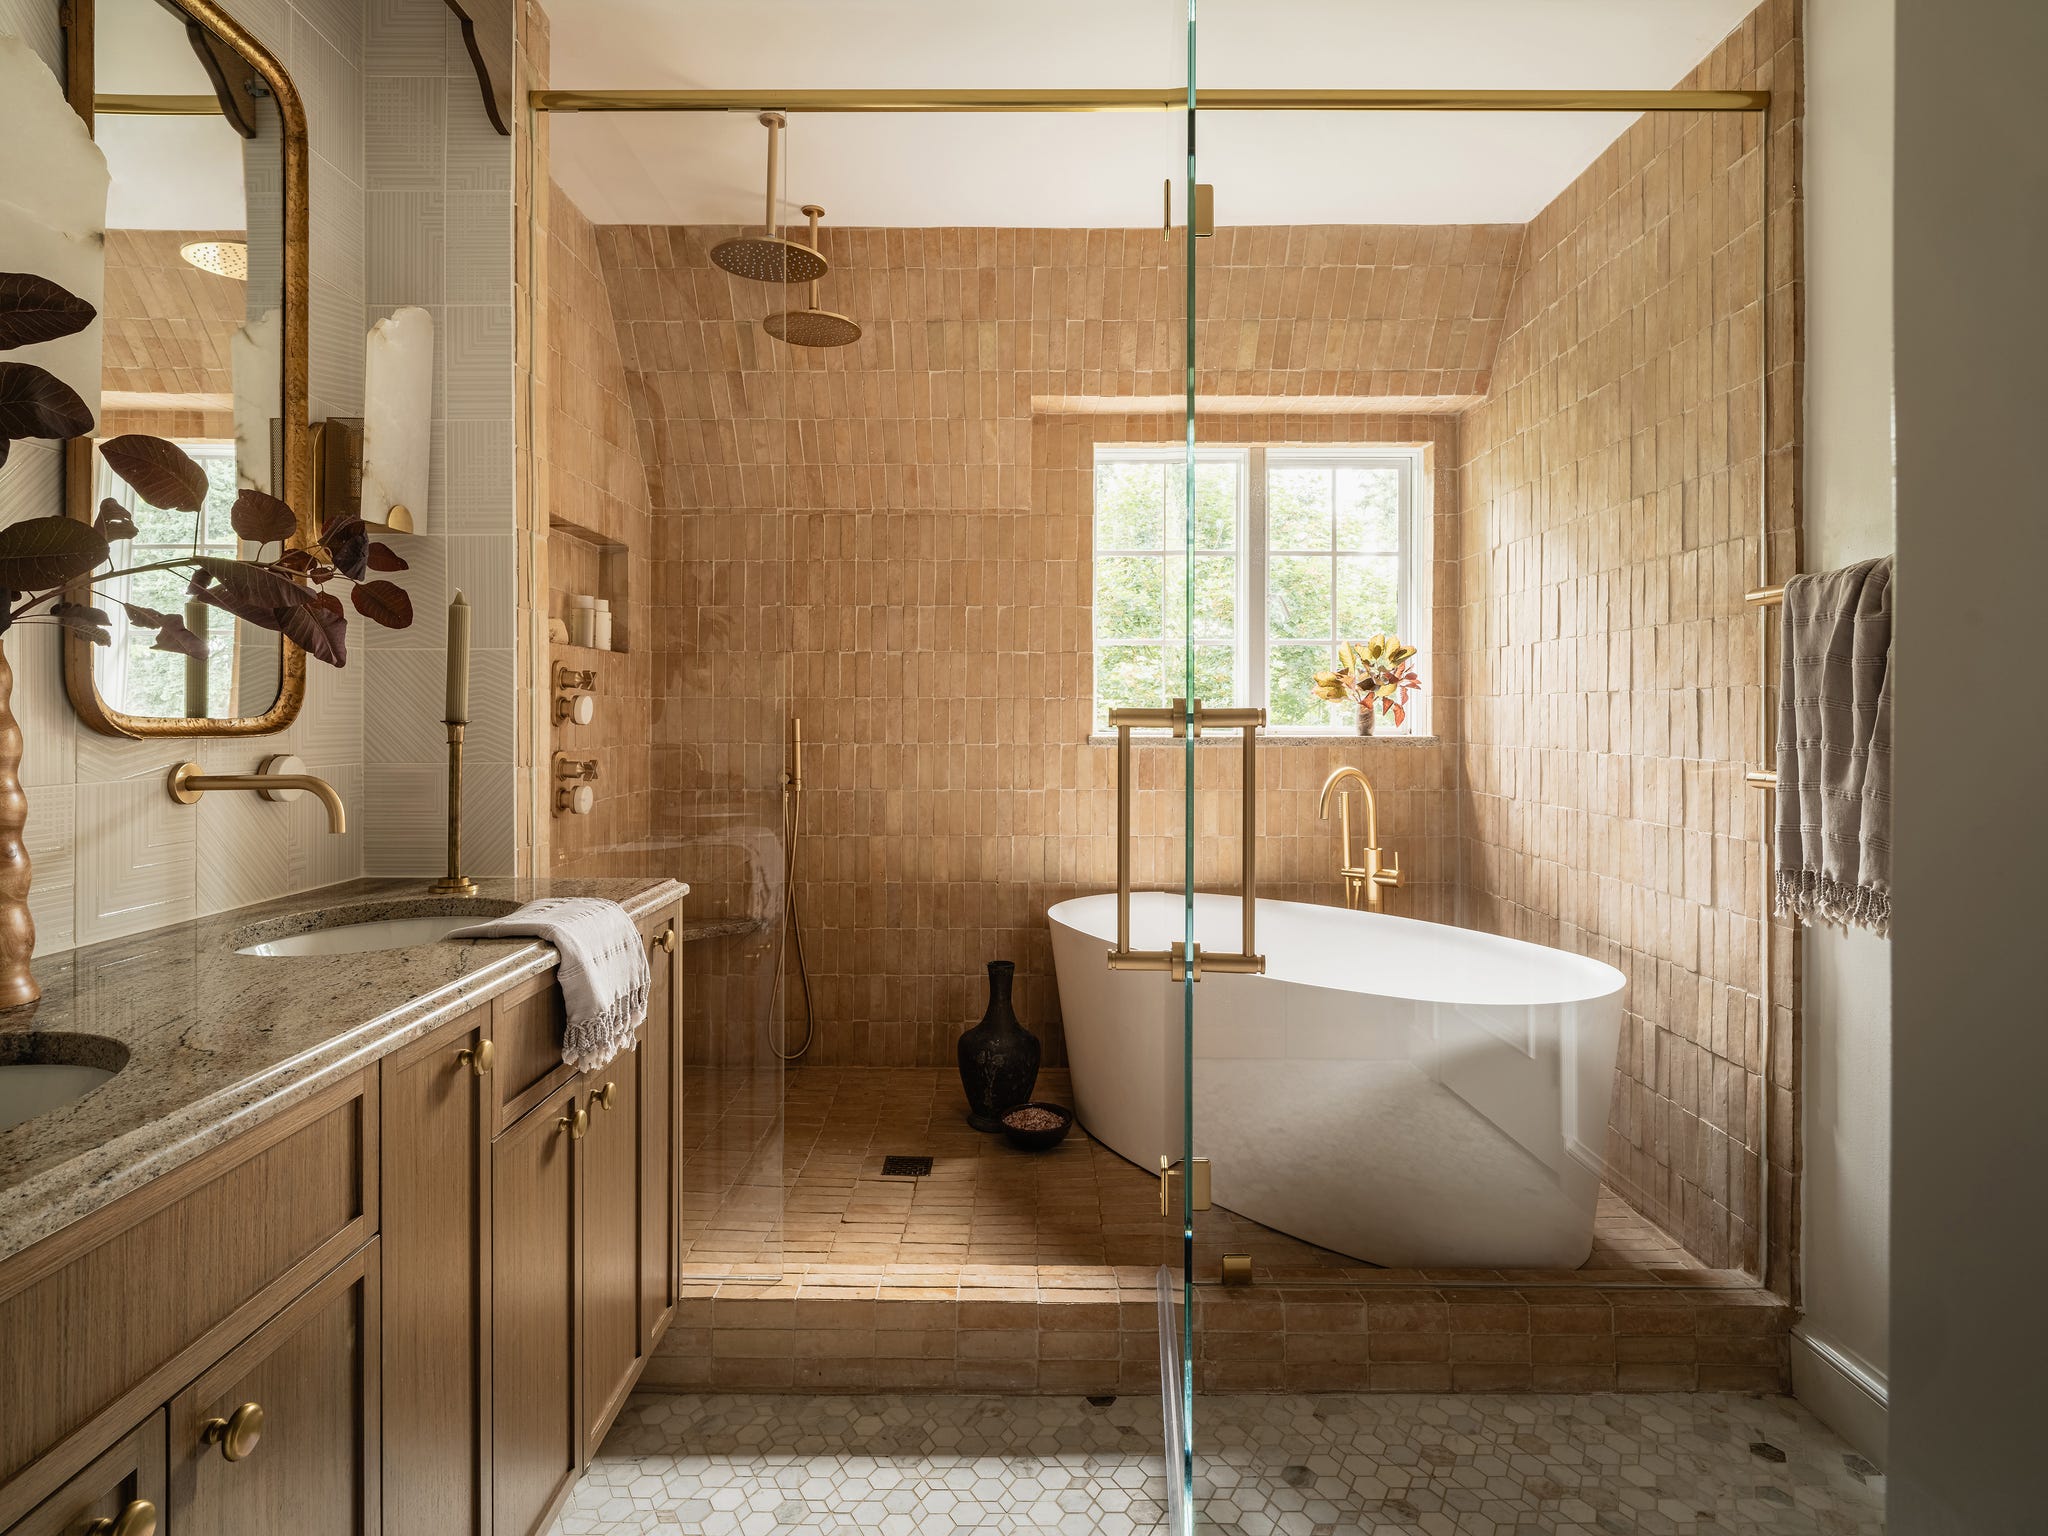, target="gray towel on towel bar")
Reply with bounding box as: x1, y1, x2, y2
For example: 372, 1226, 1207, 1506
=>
1774, 556, 1894, 934
448, 897, 650, 1069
